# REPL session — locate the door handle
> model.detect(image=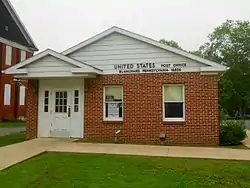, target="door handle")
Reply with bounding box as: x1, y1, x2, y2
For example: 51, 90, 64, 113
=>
68, 107, 71, 117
